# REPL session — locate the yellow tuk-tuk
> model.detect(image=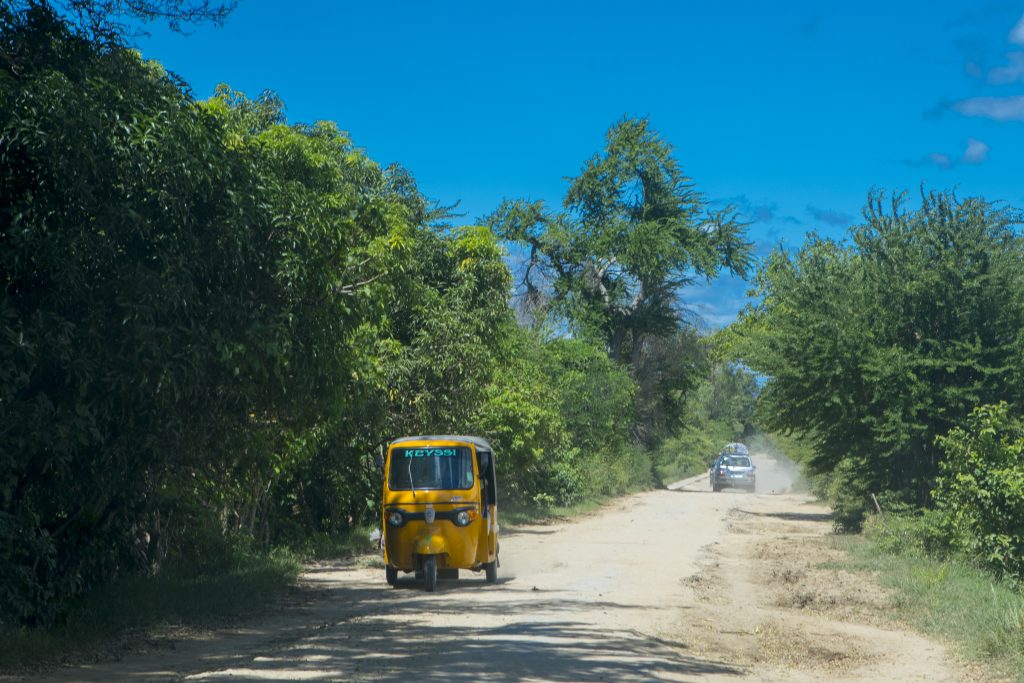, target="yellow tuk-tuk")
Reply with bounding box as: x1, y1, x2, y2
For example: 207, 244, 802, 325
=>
381, 435, 499, 591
